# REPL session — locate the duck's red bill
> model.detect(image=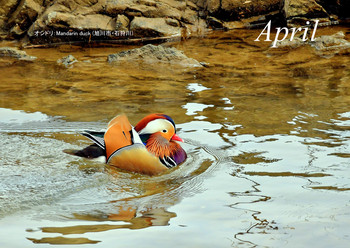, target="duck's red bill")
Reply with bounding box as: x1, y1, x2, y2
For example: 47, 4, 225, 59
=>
171, 134, 184, 142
